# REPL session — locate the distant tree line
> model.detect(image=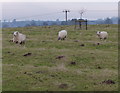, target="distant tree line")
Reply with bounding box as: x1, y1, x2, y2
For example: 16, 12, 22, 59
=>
1, 17, 118, 28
